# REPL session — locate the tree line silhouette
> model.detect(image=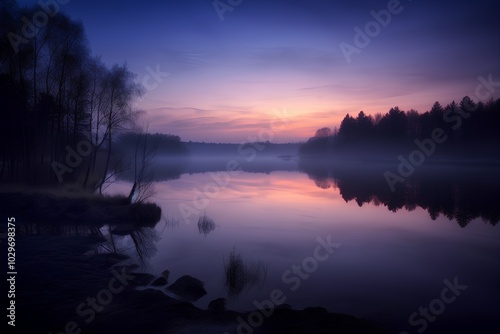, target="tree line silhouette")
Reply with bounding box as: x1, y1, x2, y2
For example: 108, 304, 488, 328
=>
115, 133, 188, 156
300, 97, 500, 159
0, 2, 143, 189
299, 161, 500, 227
